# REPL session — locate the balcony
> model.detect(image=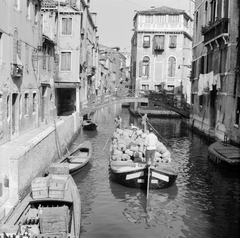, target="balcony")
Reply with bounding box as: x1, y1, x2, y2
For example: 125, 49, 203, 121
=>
10, 63, 23, 78
201, 18, 229, 44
